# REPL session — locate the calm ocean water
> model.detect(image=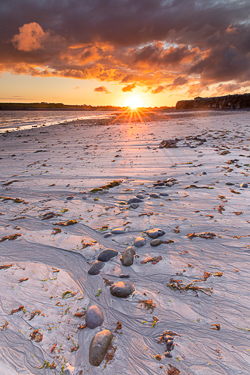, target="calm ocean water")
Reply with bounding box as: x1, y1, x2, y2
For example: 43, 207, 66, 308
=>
0, 110, 113, 133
